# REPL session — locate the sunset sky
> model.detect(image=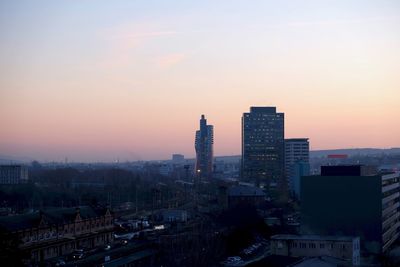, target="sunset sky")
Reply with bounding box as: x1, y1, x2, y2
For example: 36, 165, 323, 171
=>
0, 0, 399, 162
